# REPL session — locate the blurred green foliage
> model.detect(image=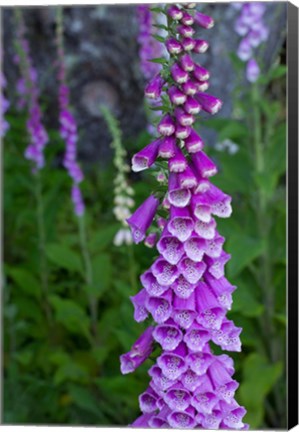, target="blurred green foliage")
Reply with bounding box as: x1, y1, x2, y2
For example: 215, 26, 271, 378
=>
3, 60, 286, 428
